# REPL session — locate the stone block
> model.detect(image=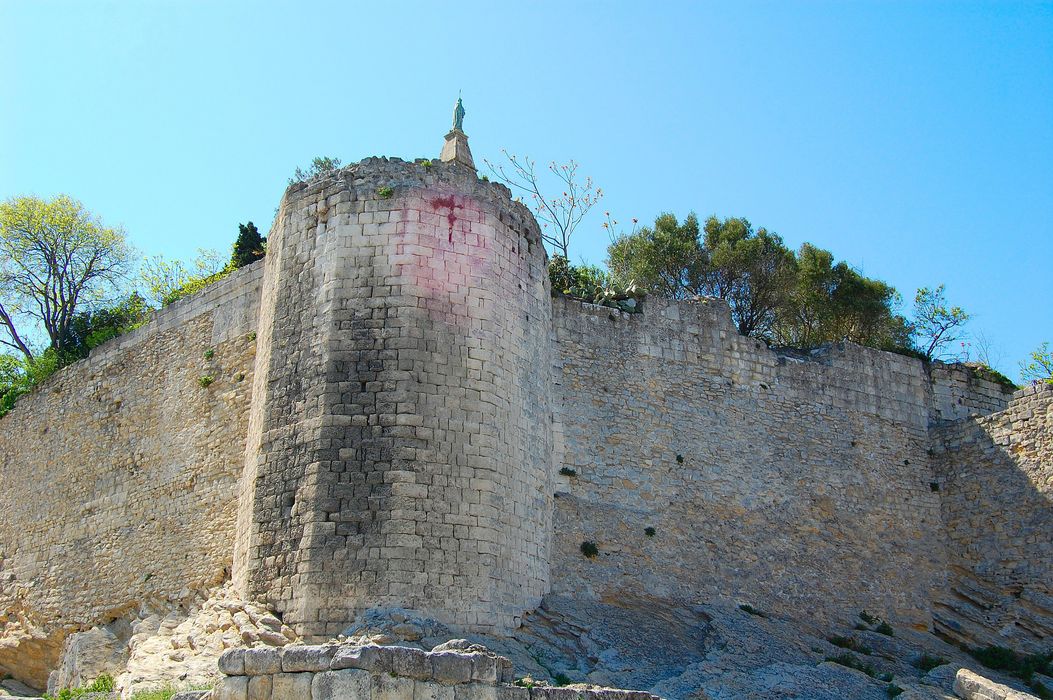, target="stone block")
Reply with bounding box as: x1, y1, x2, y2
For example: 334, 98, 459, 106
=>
372, 673, 416, 700
312, 670, 372, 700
282, 644, 340, 673
215, 676, 249, 700
430, 652, 474, 685
220, 649, 247, 676
331, 645, 391, 673
390, 646, 433, 680
413, 680, 456, 700
453, 684, 497, 700
494, 688, 528, 700
467, 655, 498, 684
244, 648, 284, 676
247, 674, 272, 700
270, 673, 313, 700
